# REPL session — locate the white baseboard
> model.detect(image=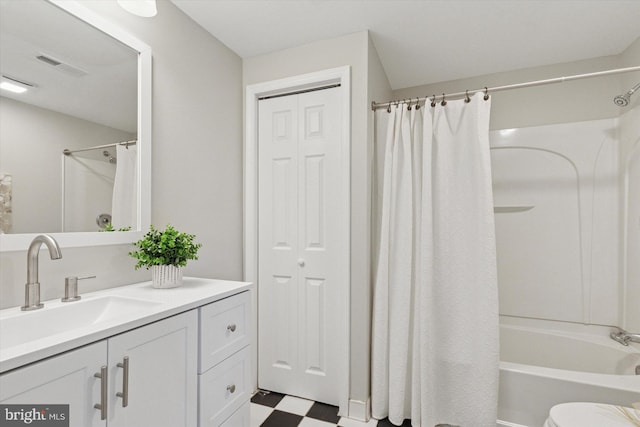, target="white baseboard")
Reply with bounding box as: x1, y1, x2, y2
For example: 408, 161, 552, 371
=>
497, 420, 529, 427
348, 398, 371, 422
